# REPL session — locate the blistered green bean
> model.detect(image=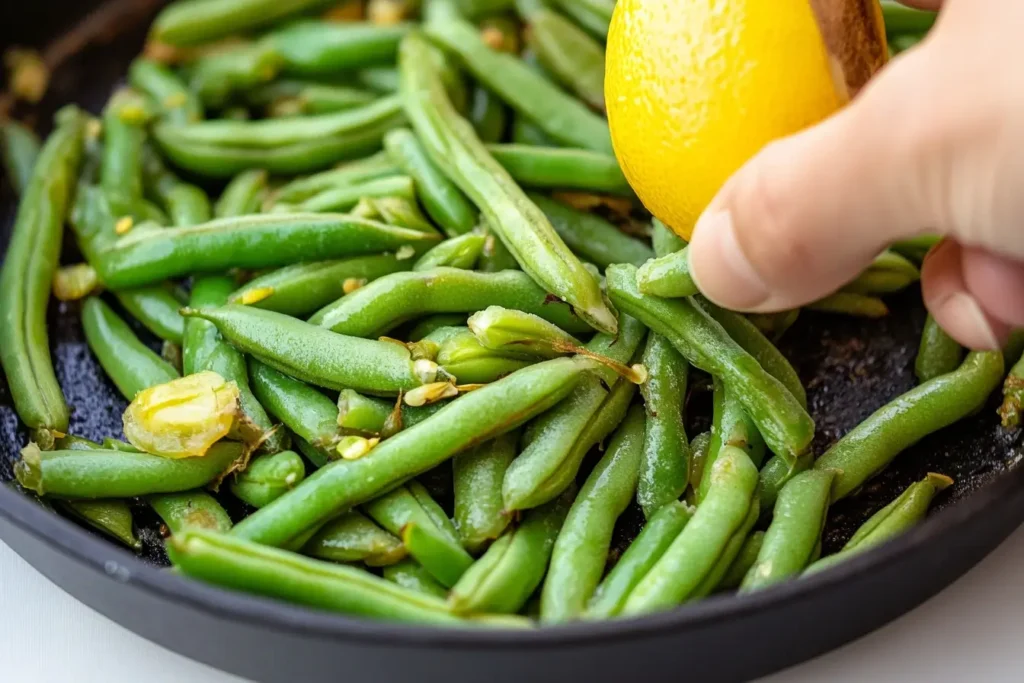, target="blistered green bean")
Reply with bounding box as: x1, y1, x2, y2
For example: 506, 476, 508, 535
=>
453, 432, 517, 553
